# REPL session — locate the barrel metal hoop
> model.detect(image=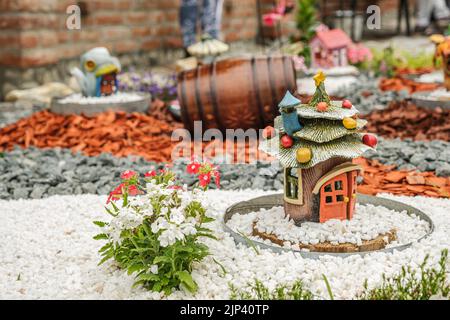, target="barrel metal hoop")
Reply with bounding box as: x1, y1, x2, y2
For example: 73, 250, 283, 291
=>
194, 66, 207, 126
251, 56, 266, 128
209, 61, 225, 131
178, 71, 194, 132
267, 55, 279, 112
